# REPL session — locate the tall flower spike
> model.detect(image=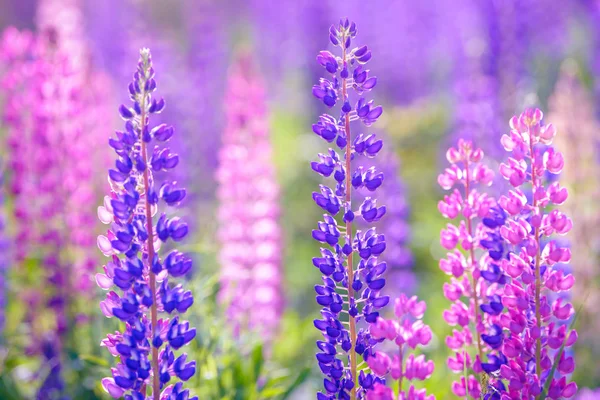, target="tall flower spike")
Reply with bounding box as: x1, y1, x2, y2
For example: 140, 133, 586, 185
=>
1, 26, 107, 397
216, 52, 283, 341
311, 19, 388, 400
491, 108, 577, 399
438, 139, 506, 399
96, 49, 197, 400
366, 295, 435, 400
0, 160, 8, 341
